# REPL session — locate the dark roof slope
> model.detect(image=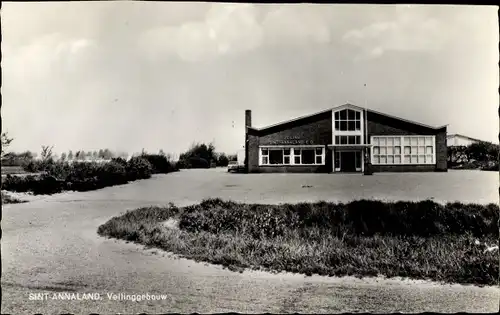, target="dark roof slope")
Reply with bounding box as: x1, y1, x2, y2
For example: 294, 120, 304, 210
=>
249, 103, 447, 134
